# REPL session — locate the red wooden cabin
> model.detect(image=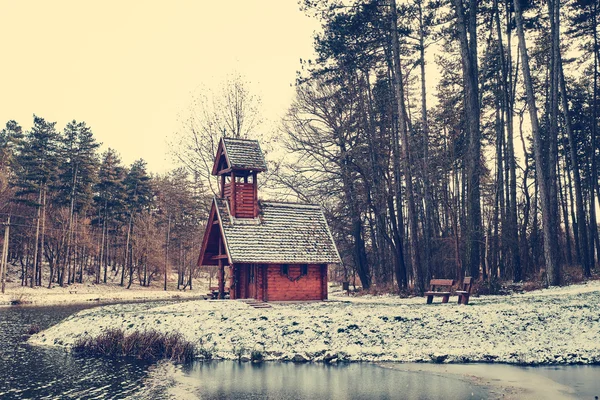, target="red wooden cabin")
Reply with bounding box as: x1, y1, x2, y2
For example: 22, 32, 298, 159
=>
197, 138, 341, 301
